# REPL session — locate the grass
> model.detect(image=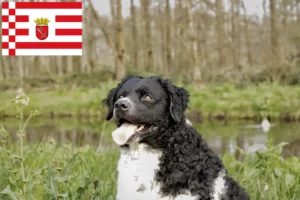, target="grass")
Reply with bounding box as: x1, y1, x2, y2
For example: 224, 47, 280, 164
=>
0, 141, 118, 200
185, 82, 300, 120
223, 142, 300, 200
1, 80, 300, 120
0, 94, 300, 199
